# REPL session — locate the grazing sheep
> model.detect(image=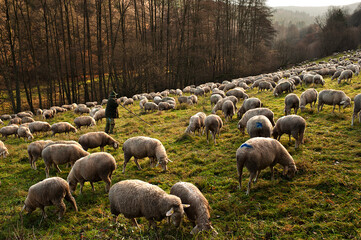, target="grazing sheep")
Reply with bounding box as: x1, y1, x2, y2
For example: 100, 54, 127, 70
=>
195, 112, 206, 133
204, 114, 223, 144
338, 69, 353, 84
351, 93, 361, 126
331, 70, 342, 80
93, 109, 105, 123
185, 115, 202, 135
284, 93, 300, 115
237, 108, 275, 134
74, 106, 90, 114
9, 117, 21, 125
21, 117, 35, 124
158, 102, 171, 111
318, 89, 351, 113
101, 99, 108, 105
144, 102, 159, 112
273, 81, 293, 96
78, 131, 119, 152
42, 144, 89, 178
0, 125, 19, 138
28, 140, 54, 170
109, 179, 188, 228
195, 88, 205, 96
258, 81, 274, 92
246, 115, 273, 138
28, 121, 51, 134
122, 136, 171, 173
302, 74, 315, 85
0, 140, 9, 158
222, 100, 235, 122
89, 107, 101, 117
272, 115, 306, 148
178, 96, 188, 104
313, 74, 325, 85
226, 88, 249, 100
170, 182, 218, 236
86, 101, 97, 108
17, 126, 34, 141
210, 94, 223, 106
300, 88, 318, 112
139, 98, 148, 109
0, 114, 12, 121
236, 137, 297, 195
17, 112, 32, 118
123, 98, 134, 106
74, 116, 96, 129
67, 152, 116, 194
51, 122, 77, 136
188, 95, 198, 104
211, 96, 238, 114
22, 177, 77, 219
43, 109, 54, 119
237, 98, 262, 119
